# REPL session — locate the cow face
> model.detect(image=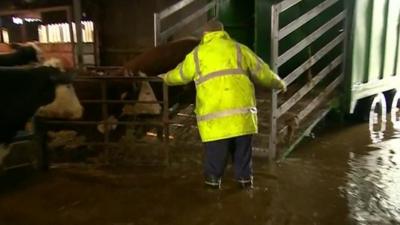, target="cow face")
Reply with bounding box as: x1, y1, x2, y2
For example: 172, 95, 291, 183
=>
36, 58, 83, 119
0, 65, 82, 143
10, 42, 43, 63
0, 42, 43, 67
36, 83, 83, 119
